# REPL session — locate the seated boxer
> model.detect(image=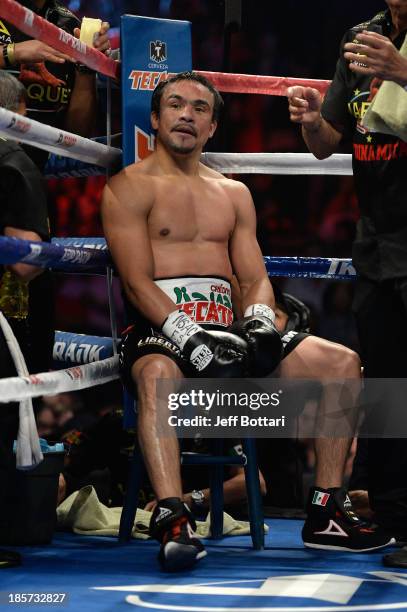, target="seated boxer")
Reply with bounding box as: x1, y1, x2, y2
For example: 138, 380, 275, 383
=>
102, 72, 283, 572
103, 72, 393, 571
